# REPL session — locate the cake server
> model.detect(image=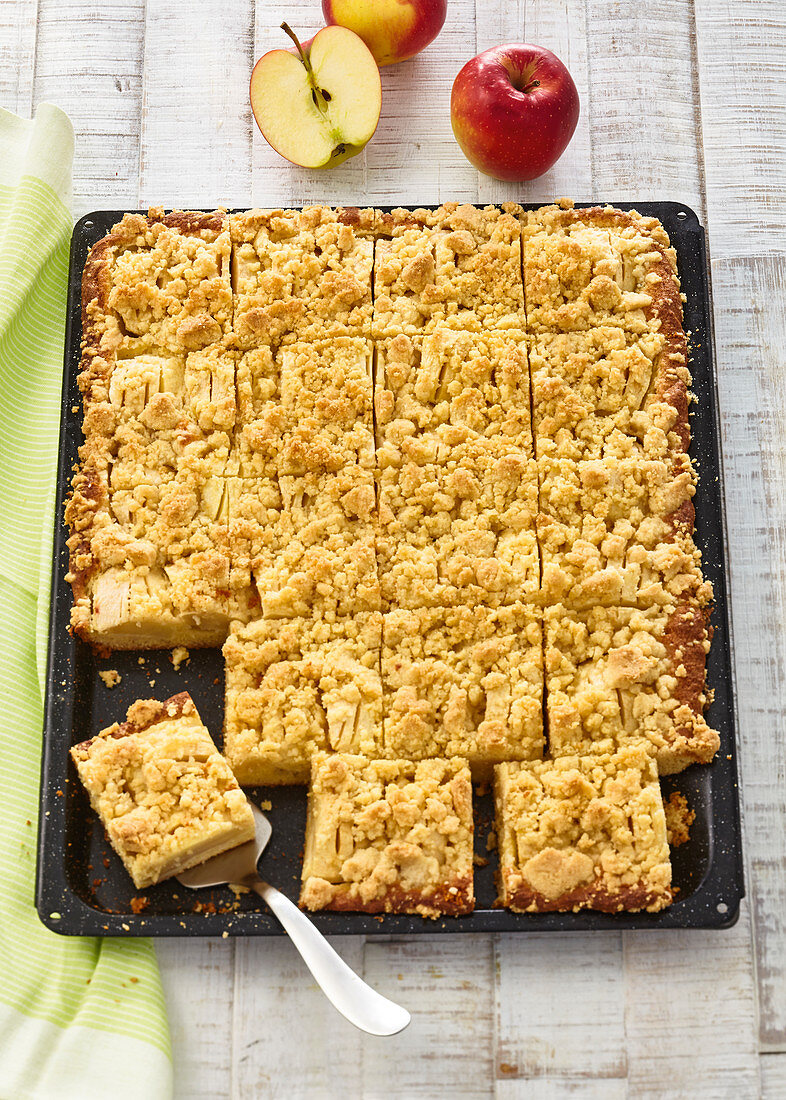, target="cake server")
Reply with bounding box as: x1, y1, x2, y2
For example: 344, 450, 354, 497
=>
177, 802, 411, 1036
